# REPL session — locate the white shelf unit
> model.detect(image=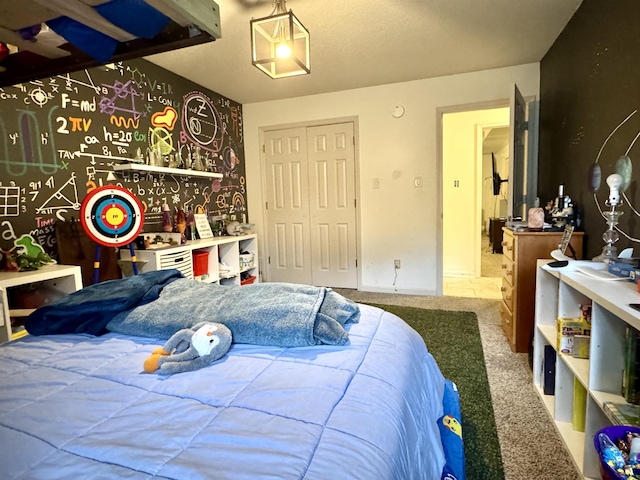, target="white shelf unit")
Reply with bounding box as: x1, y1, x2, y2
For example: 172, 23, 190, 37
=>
112, 163, 223, 179
533, 261, 640, 479
0, 264, 83, 343
119, 234, 259, 286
